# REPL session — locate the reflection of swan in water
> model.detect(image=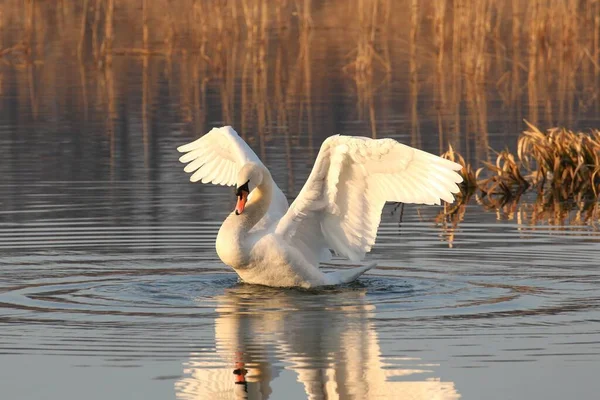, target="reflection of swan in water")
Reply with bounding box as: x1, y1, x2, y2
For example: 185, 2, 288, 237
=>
175, 286, 460, 400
